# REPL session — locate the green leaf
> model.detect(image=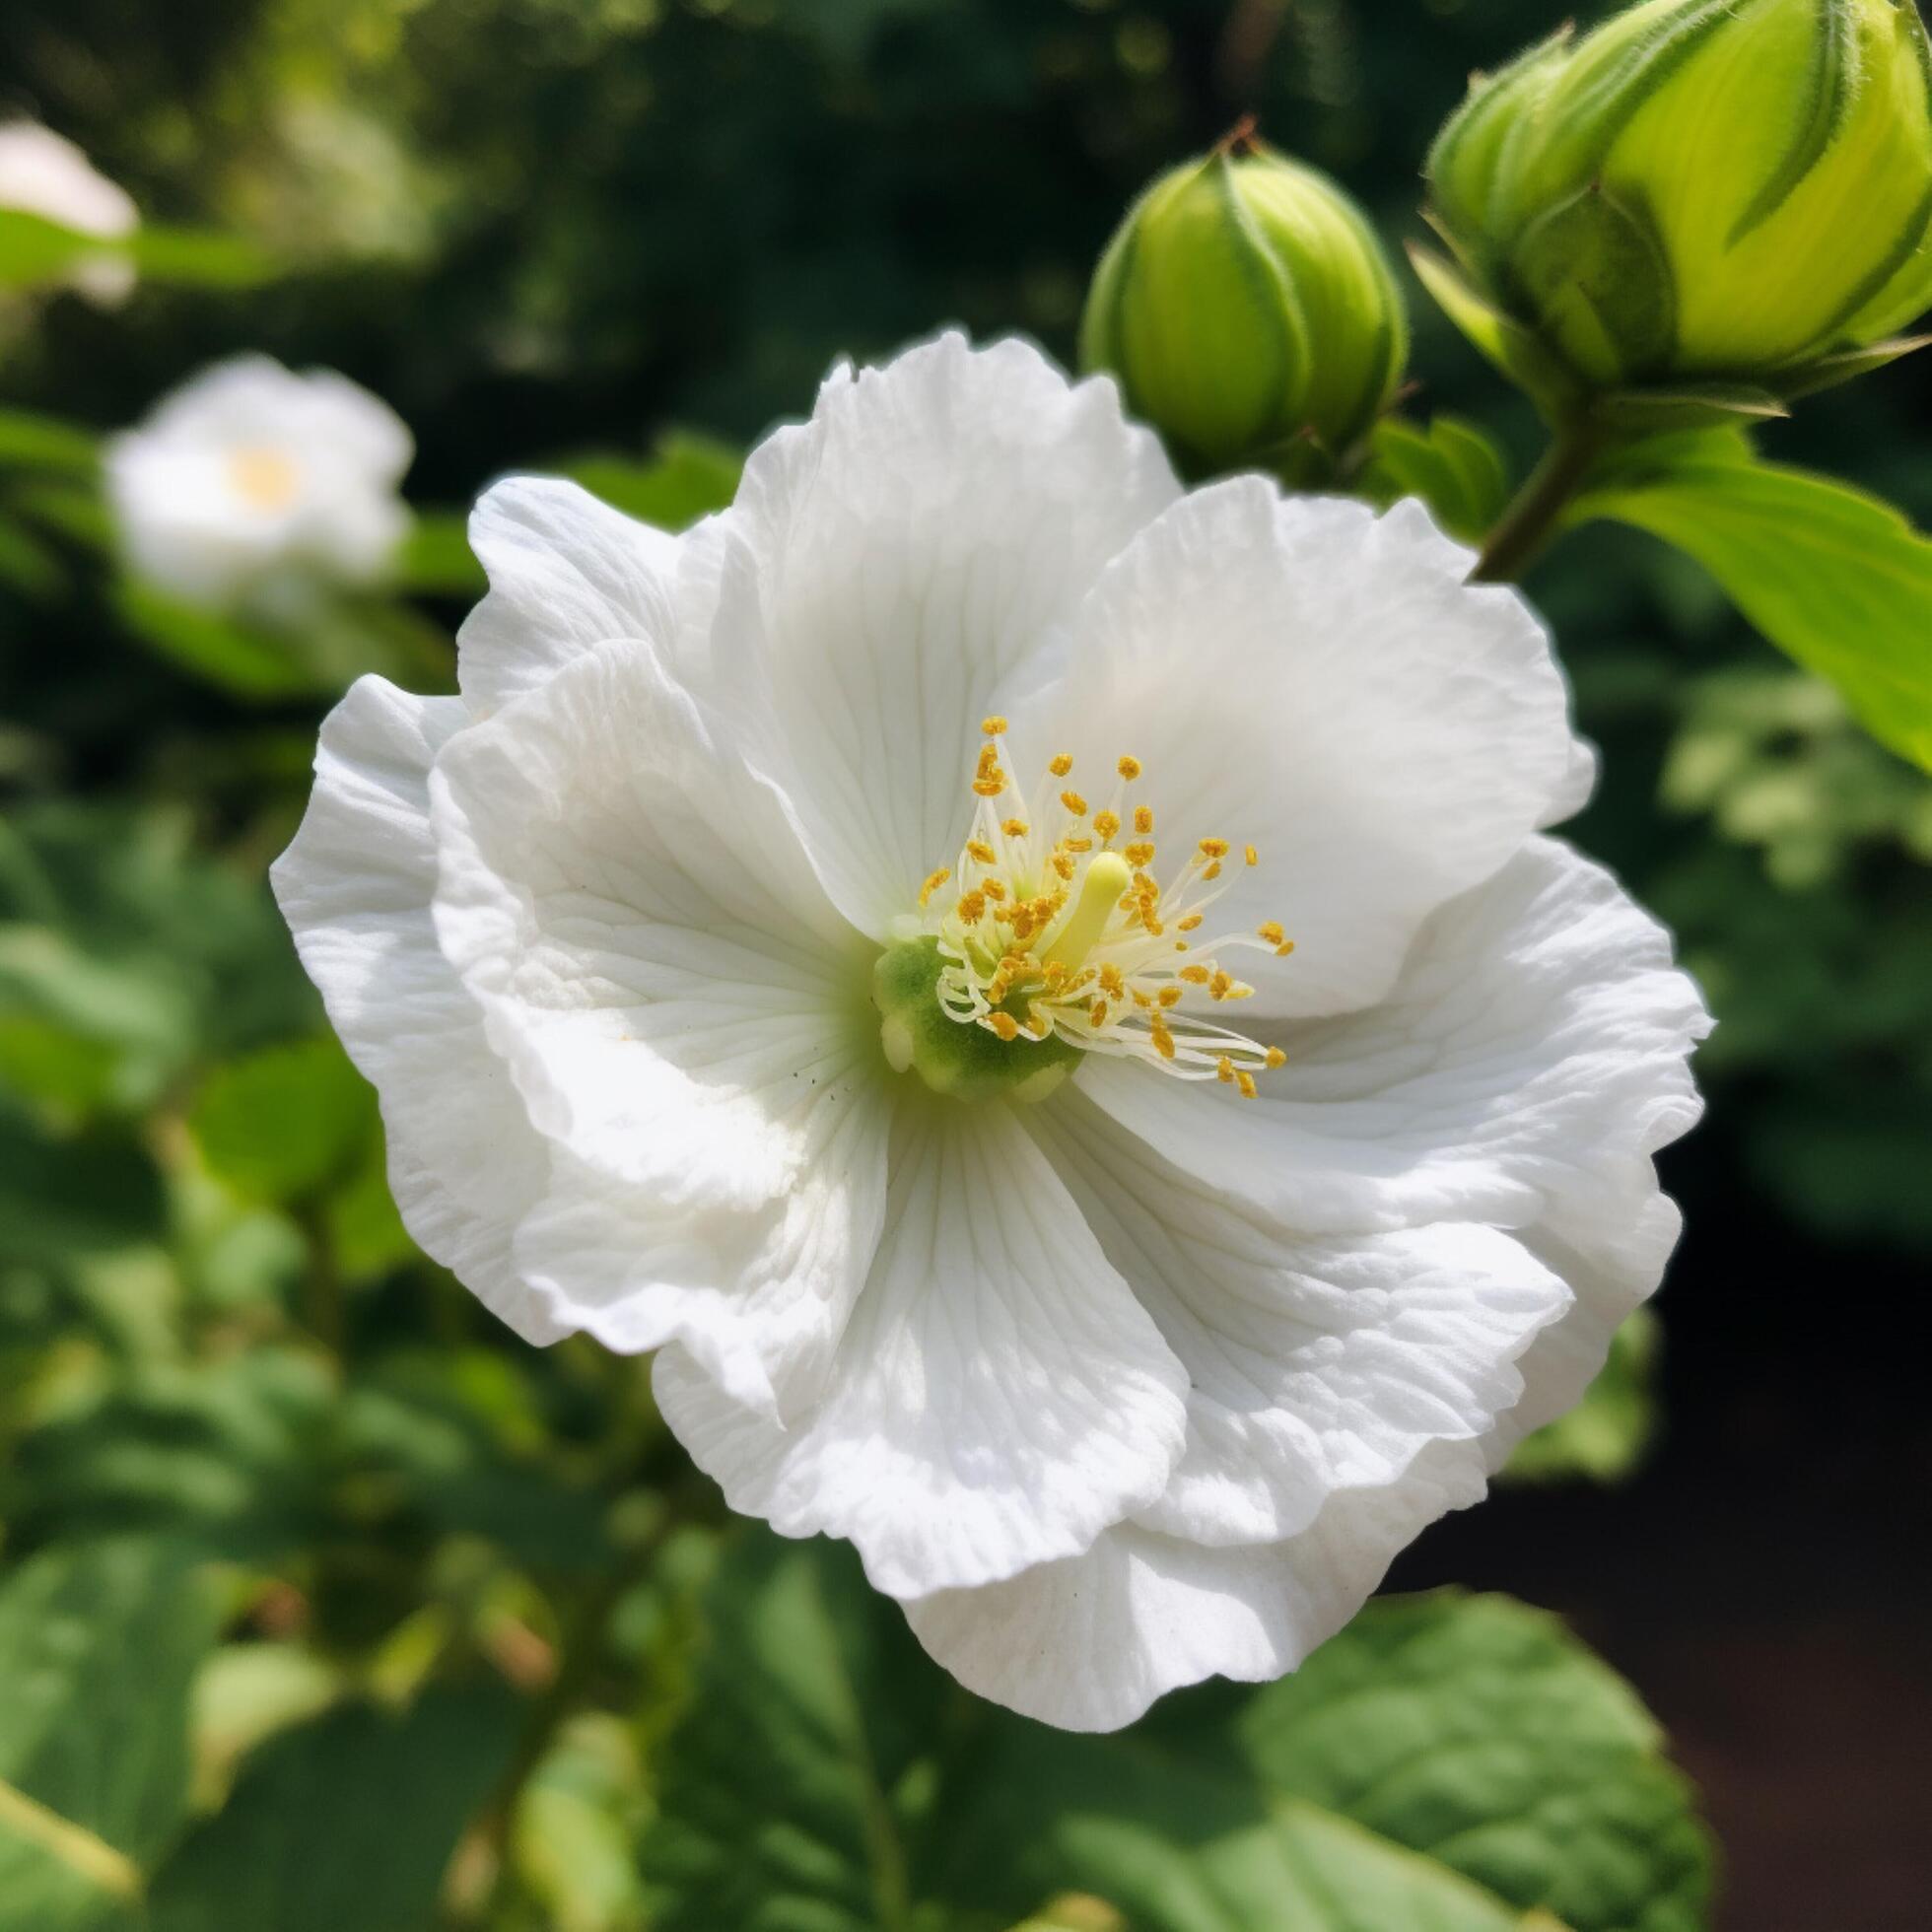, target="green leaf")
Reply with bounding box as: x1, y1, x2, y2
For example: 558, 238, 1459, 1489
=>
0, 210, 116, 291
5, 1349, 337, 1561
643, 1528, 946, 1932
0, 1542, 222, 1929
1505, 1311, 1660, 1484
1361, 415, 1512, 545
148, 1688, 522, 1932
112, 580, 317, 701
561, 432, 744, 531
1210, 1592, 1712, 1931
395, 509, 487, 596
1571, 447, 1932, 770
0, 408, 99, 474
188, 1036, 377, 1208
126, 226, 280, 289
649, 1534, 1712, 1932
